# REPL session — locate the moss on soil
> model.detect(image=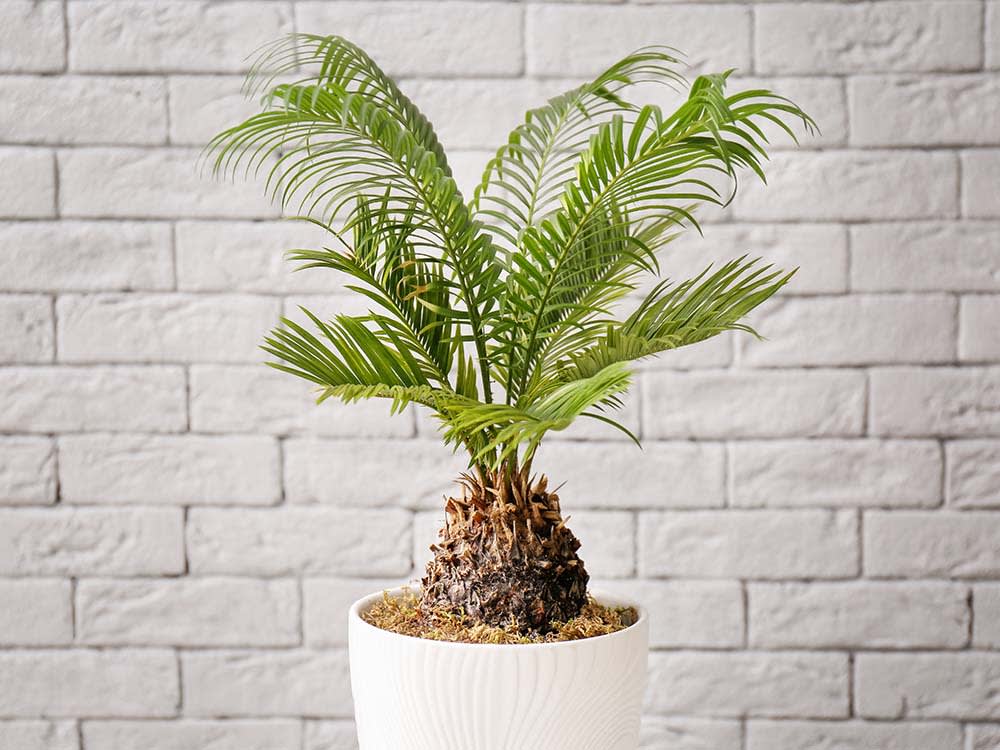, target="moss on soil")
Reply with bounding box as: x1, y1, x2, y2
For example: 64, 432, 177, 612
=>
363, 588, 638, 644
